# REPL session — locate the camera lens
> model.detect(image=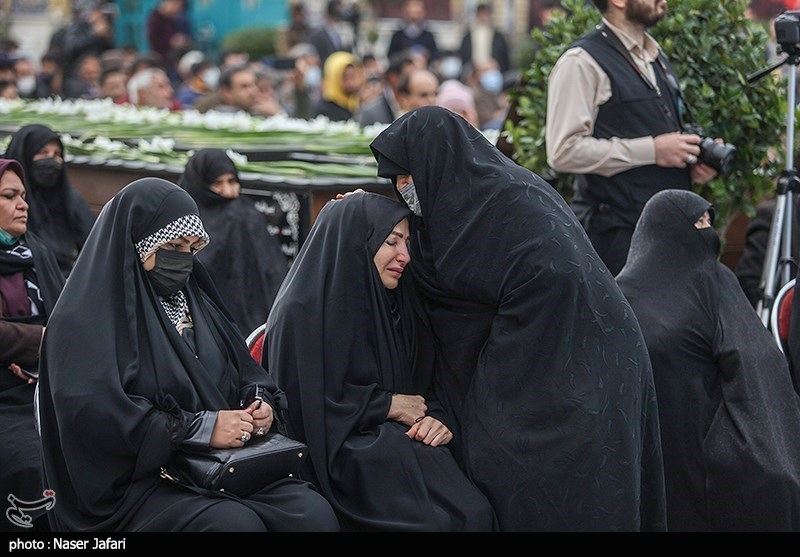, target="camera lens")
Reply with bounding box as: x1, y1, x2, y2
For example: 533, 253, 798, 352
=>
699, 138, 736, 176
